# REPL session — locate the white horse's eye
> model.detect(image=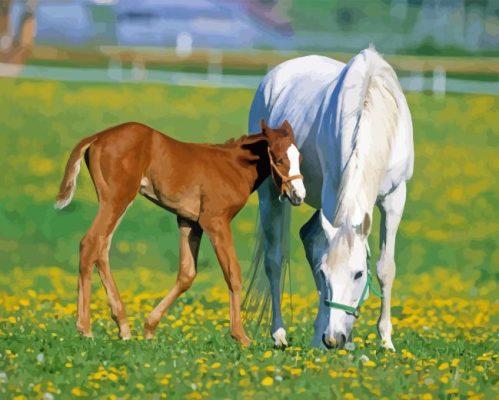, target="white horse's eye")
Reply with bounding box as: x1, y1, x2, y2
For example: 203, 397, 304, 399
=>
354, 271, 363, 280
